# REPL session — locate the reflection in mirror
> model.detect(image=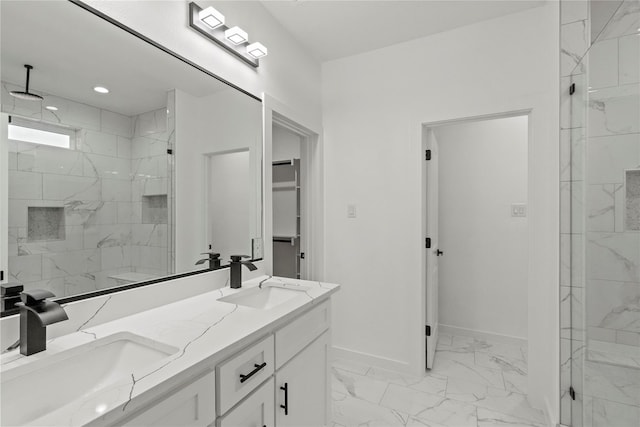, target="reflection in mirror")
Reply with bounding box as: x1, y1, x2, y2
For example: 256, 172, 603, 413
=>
0, 0, 263, 313
590, 0, 624, 42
